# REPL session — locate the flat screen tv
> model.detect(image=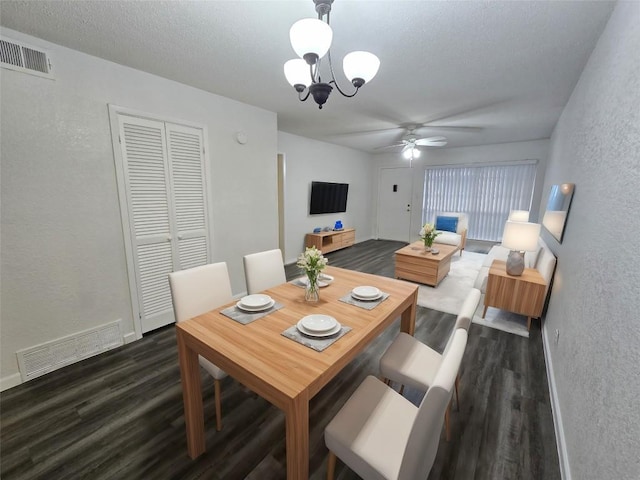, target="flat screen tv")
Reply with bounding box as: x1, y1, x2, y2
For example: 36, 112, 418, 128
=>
309, 181, 349, 215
